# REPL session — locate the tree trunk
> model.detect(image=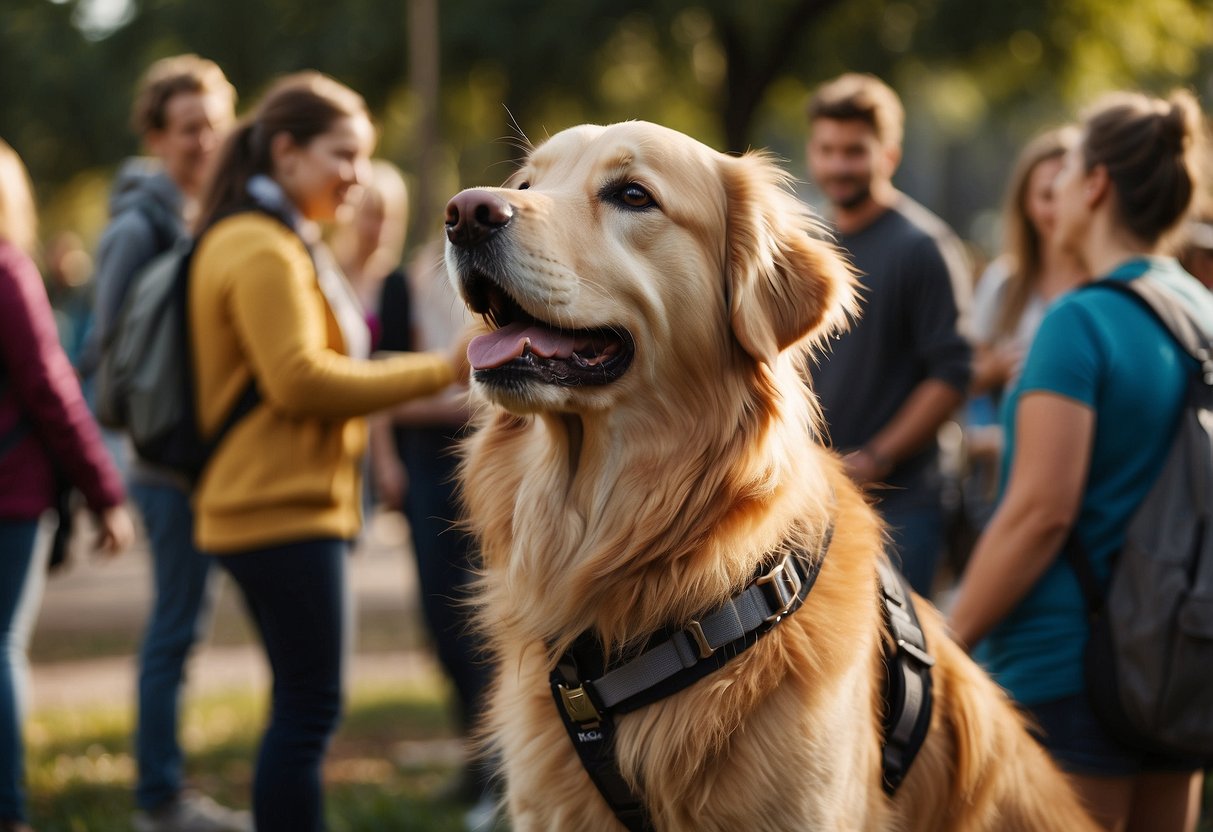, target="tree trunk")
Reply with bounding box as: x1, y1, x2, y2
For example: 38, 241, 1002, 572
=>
408, 0, 441, 247
720, 0, 845, 153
